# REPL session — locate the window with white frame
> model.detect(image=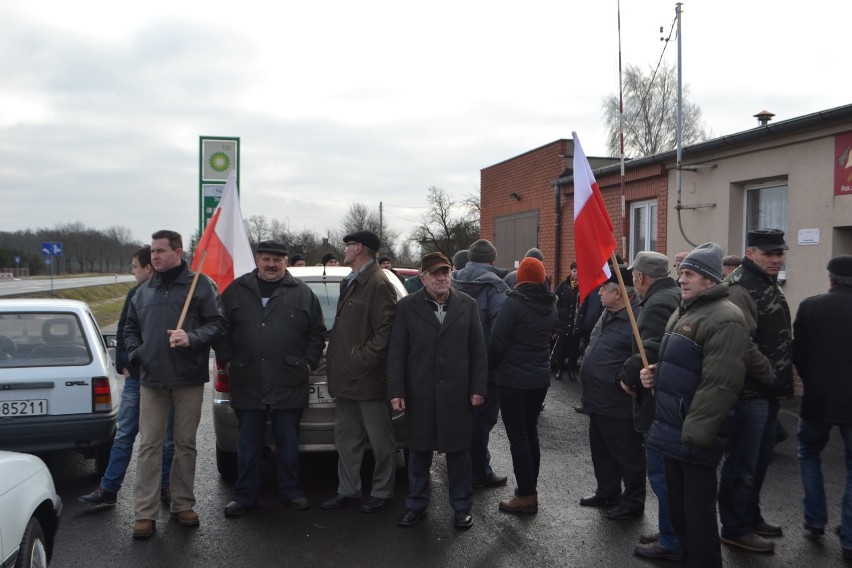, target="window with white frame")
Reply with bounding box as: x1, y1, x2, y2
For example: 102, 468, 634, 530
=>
745, 183, 787, 235
629, 199, 658, 262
